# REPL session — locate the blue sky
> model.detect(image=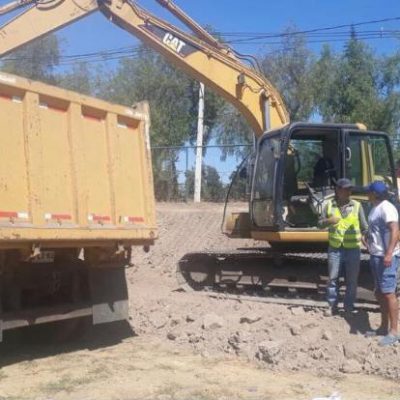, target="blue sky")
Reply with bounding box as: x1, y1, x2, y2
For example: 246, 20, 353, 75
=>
1, 0, 399, 75
35, 0, 400, 58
